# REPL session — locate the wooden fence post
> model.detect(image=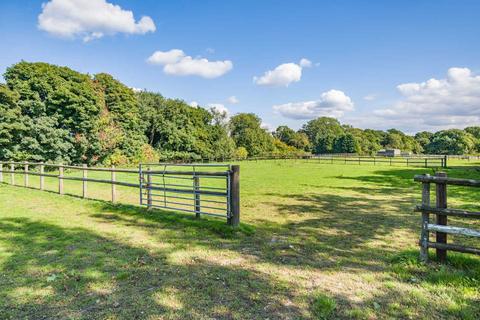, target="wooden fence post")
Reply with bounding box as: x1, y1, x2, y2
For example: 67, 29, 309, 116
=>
40, 164, 44, 190
147, 167, 152, 209
420, 174, 431, 262
82, 164, 87, 198
0, 163, 3, 183
111, 165, 116, 203
58, 165, 64, 195
24, 162, 29, 187
227, 165, 240, 226
435, 172, 448, 262
443, 155, 448, 168
10, 162, 14, 185
194, 176, 200, 218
